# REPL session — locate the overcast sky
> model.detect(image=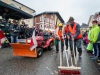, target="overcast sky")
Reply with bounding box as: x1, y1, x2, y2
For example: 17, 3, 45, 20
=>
17, 0, 100, 25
